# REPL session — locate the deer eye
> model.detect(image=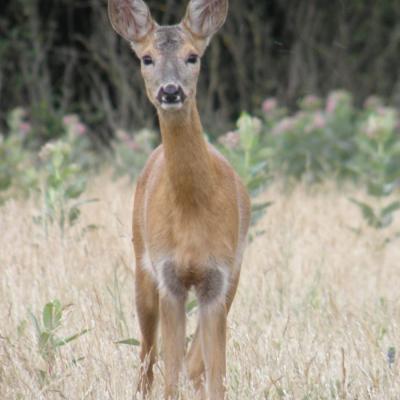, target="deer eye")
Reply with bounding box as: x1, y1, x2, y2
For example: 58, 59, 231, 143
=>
186, 54, 199, 64
142, 55, 154, 66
